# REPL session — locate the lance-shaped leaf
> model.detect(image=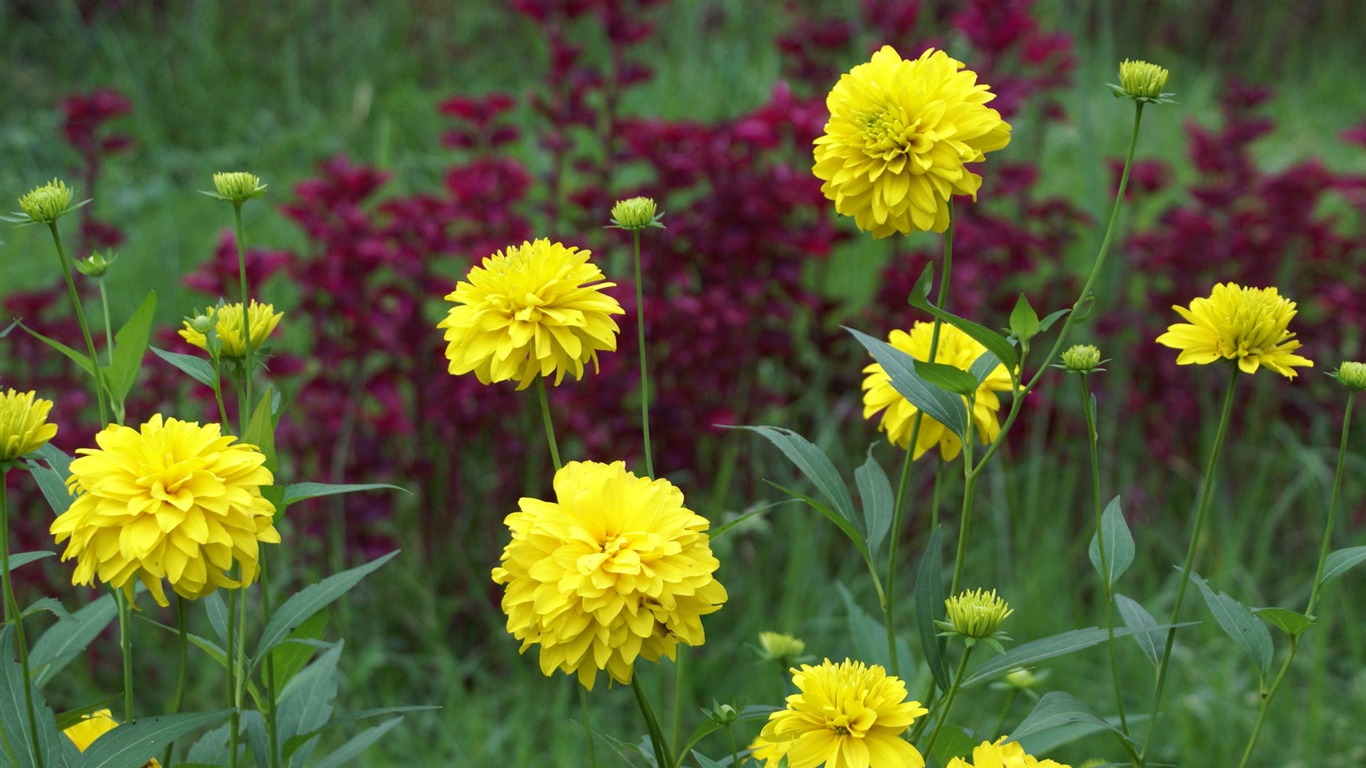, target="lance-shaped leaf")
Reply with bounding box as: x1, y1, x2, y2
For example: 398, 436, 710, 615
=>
1253, 607, 1315, 638
854, 447, 894, 557
847, 327, 968, 441
151, 346, 217, 388
915, 527, 951, 691
1115, 594, 1163, 666
1320, 546, 1366, 585
1088, 496, 1135, 588
729, 425, 857, 524
255, 551, 399, 660
0, 625, 64, 768
1009, 691, 1130, 745
962, 624, 1191, 688
80, 710, 233, 768
905, 265, 1019, 370
281, 482, 409, 507
1190, 572, 1273, 679
31, 593, 118, 687
7, 551, 54, 573
107, 290, 157, 405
